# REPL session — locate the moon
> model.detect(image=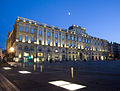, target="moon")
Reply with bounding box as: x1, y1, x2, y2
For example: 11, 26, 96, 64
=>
68, 12, 71, 16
